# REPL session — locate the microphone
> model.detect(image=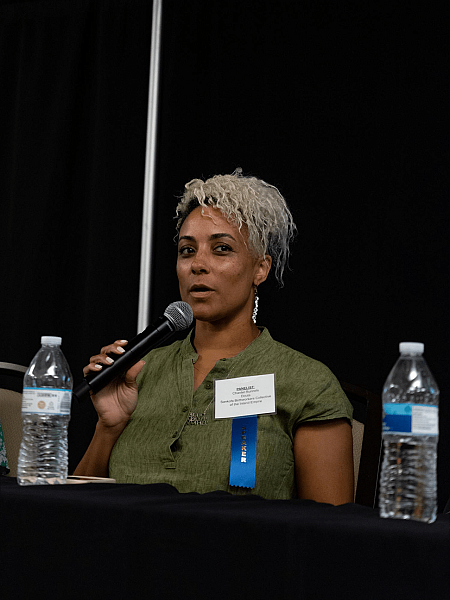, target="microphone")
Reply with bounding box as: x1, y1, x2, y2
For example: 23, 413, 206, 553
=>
73, 301, 193, 402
